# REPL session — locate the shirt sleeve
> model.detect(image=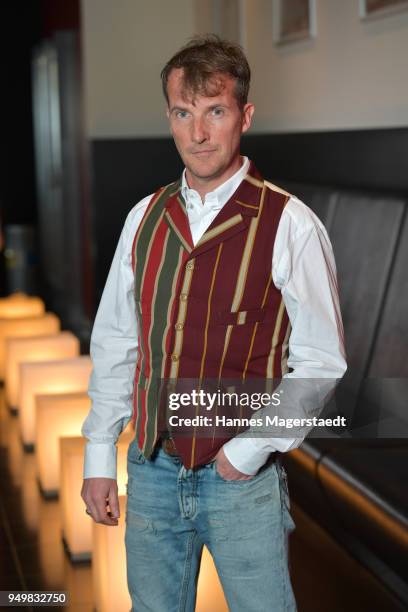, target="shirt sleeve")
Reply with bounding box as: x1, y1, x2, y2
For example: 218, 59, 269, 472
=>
81, 195, 152, 479
223, 196, 347, 475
